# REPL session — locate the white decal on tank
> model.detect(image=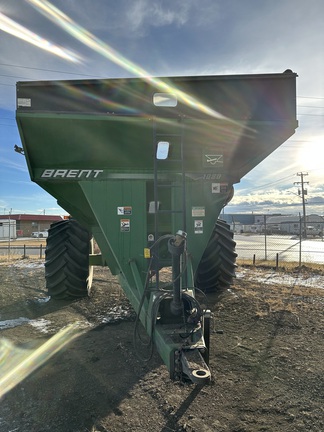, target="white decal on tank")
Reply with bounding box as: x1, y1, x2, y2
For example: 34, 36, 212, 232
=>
41, 169, 103, 178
